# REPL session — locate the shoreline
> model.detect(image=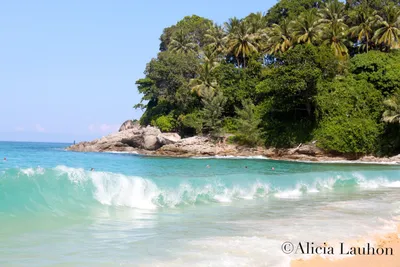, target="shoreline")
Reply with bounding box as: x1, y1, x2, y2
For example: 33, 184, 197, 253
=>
291, 225, 400, 267
68, 149, 400, 165
65, 126, 400, 165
